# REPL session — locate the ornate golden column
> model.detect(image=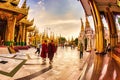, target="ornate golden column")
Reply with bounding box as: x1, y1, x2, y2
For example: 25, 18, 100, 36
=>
89, 2, 99, 51
89, 0, 104, 53
25, 26, 27, 45
21, 24, 26, 46
105, 7, 118, 48
16, 23, 22, 45
88, 0, 104, 80
5, 15, 16, 46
